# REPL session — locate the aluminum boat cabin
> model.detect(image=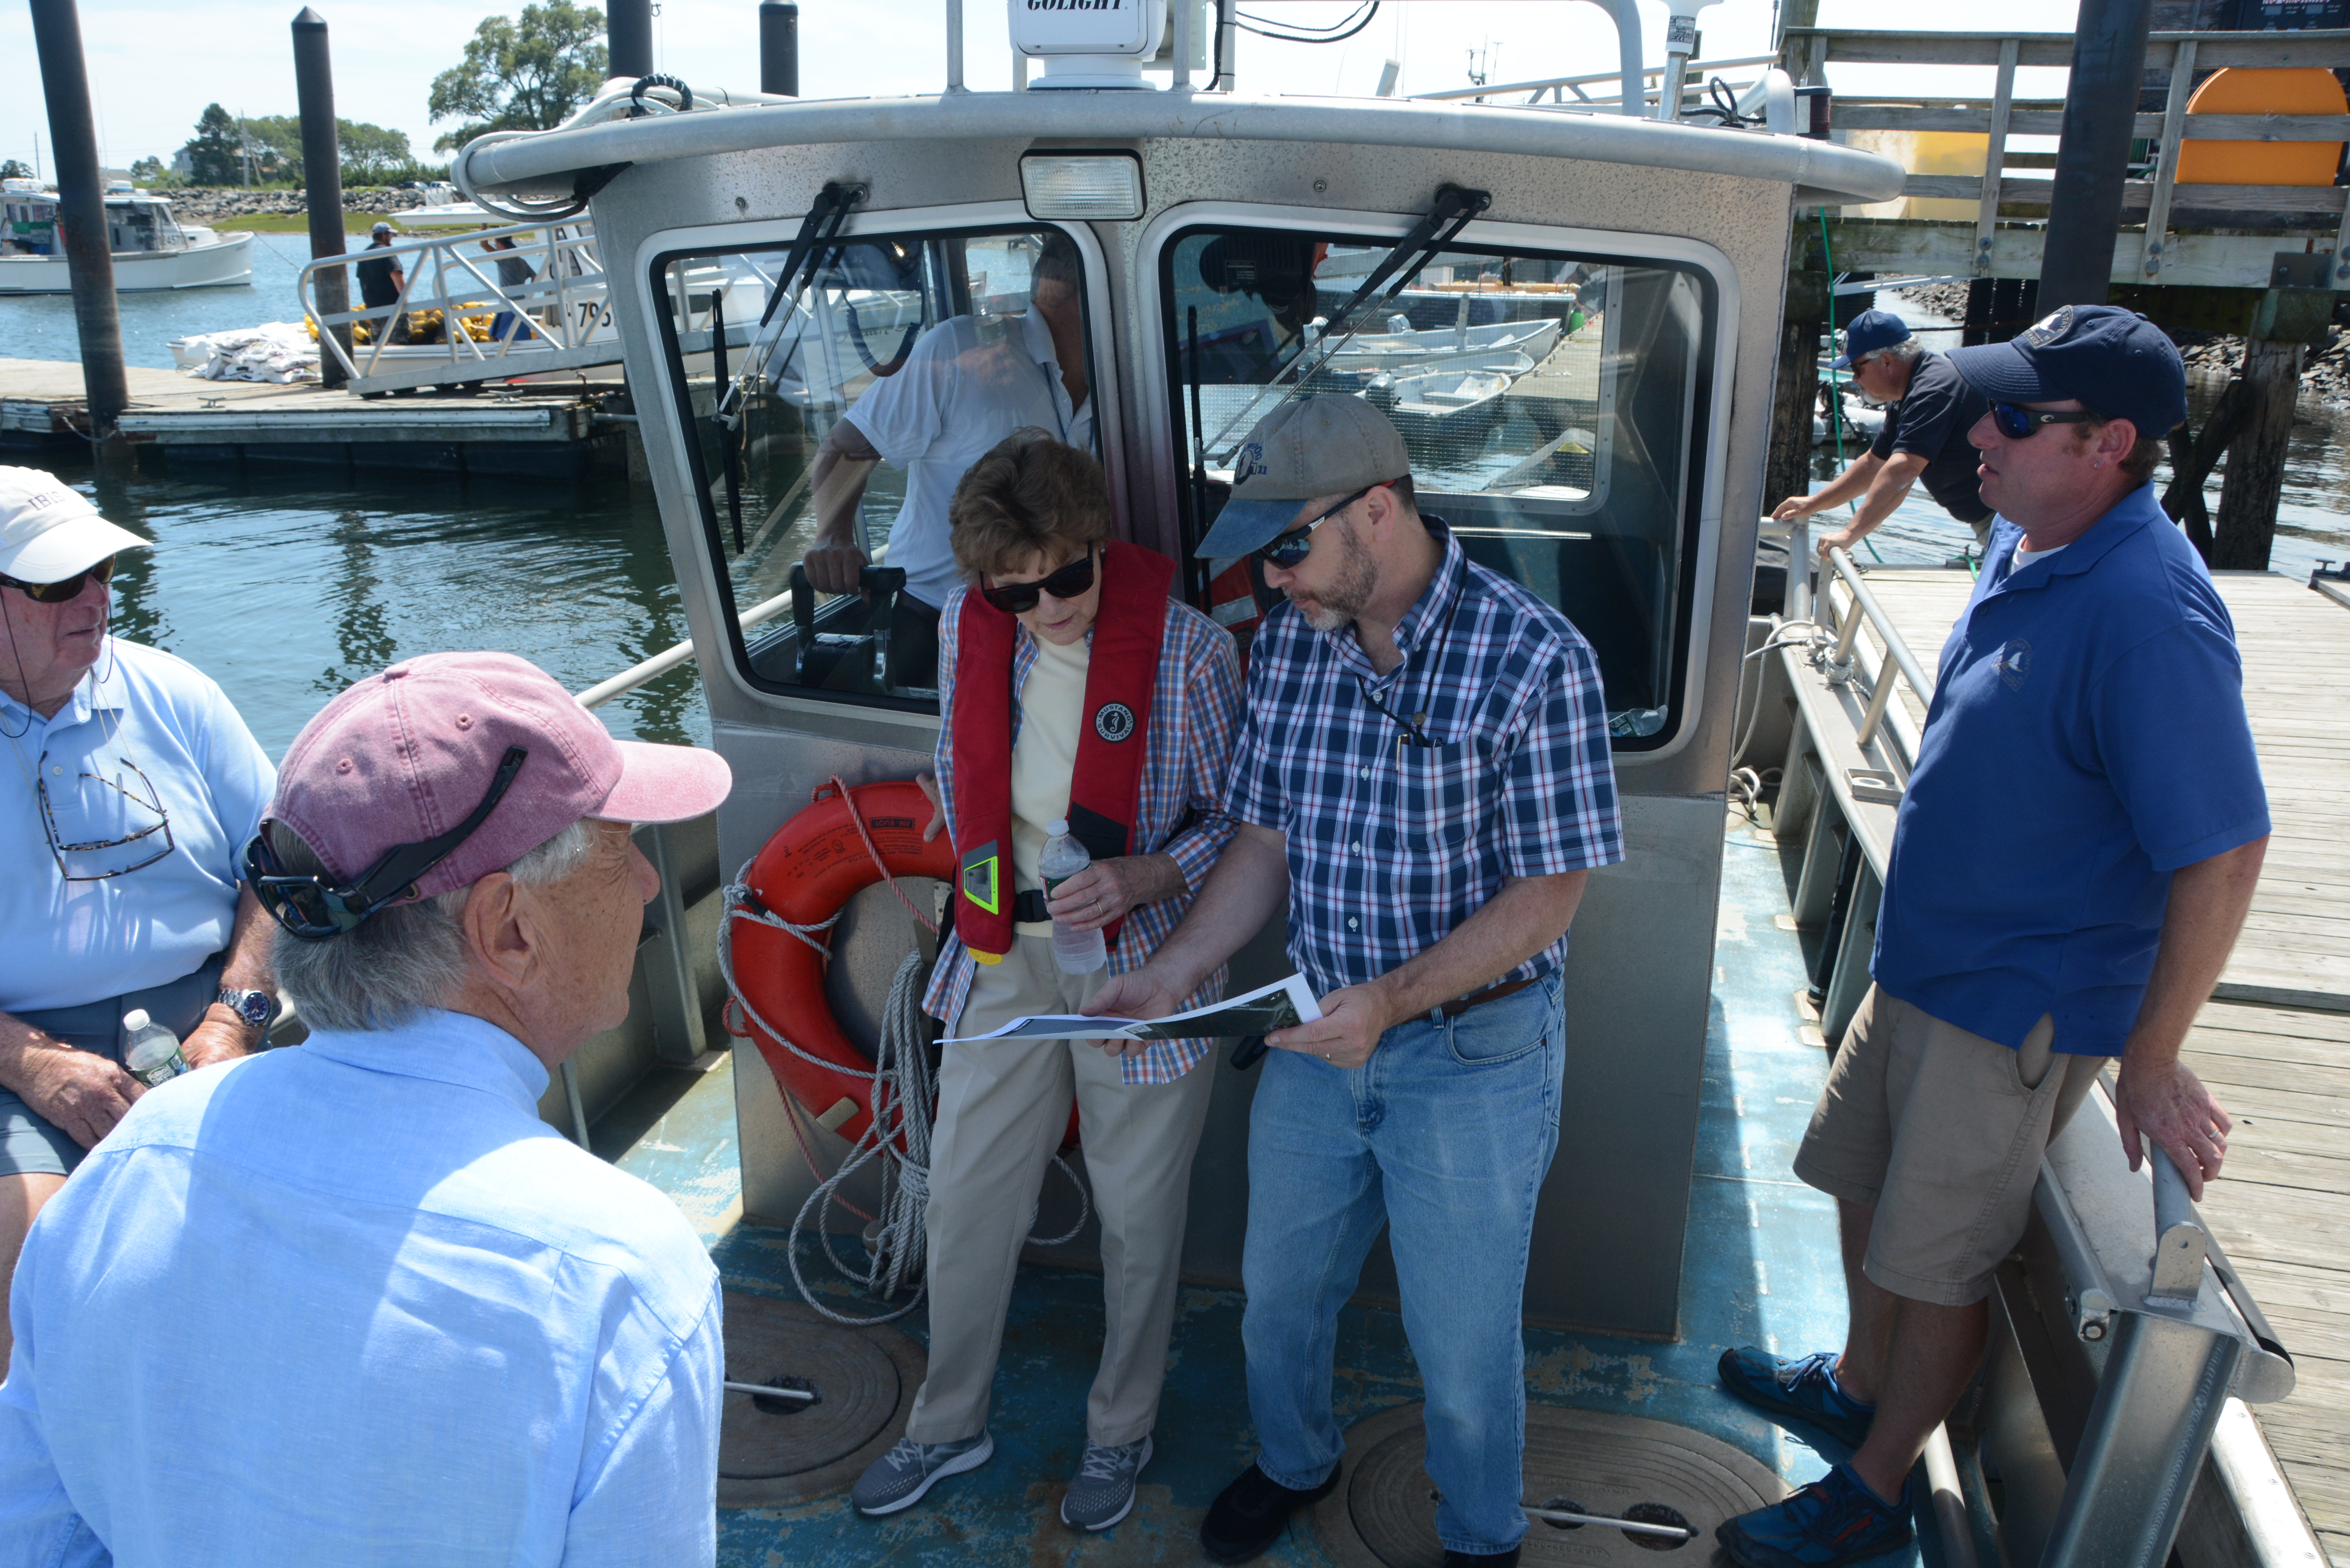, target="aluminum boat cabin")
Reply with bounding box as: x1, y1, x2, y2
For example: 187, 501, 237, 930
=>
447, 22, 2316, 1565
